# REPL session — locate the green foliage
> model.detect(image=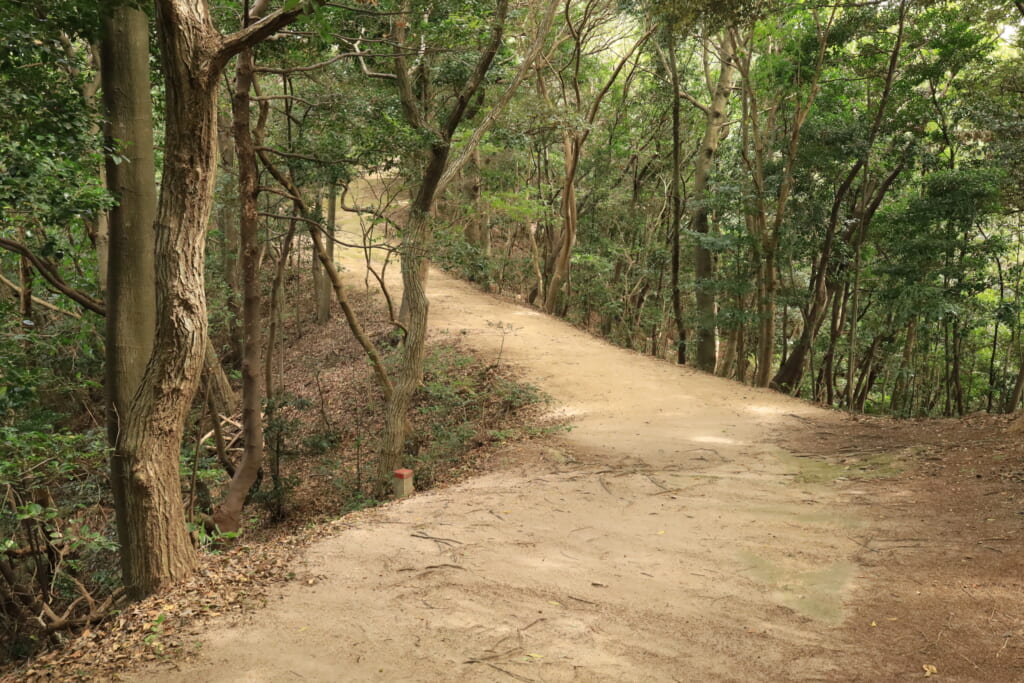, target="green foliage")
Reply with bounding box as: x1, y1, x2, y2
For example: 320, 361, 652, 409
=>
406, 344, 546, 487
0, 427, 117, 660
